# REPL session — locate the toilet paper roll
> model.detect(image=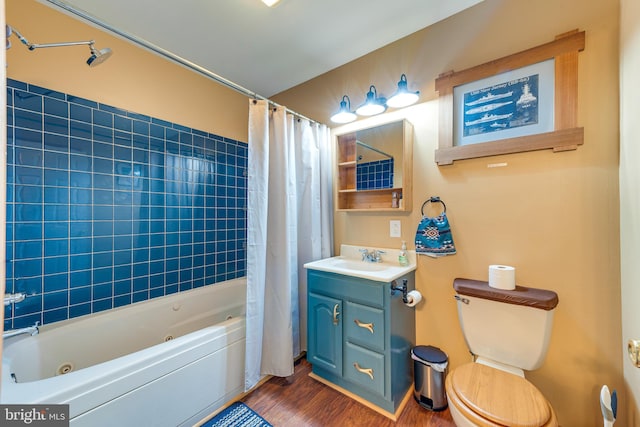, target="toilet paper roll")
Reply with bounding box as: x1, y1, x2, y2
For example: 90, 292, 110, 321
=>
488, 265, 516, 290
404, 290, 422, 307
